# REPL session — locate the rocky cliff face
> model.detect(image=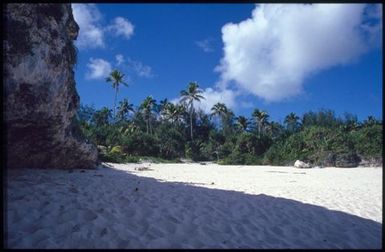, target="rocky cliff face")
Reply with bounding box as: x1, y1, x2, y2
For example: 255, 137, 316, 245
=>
4, 4, 98, 169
